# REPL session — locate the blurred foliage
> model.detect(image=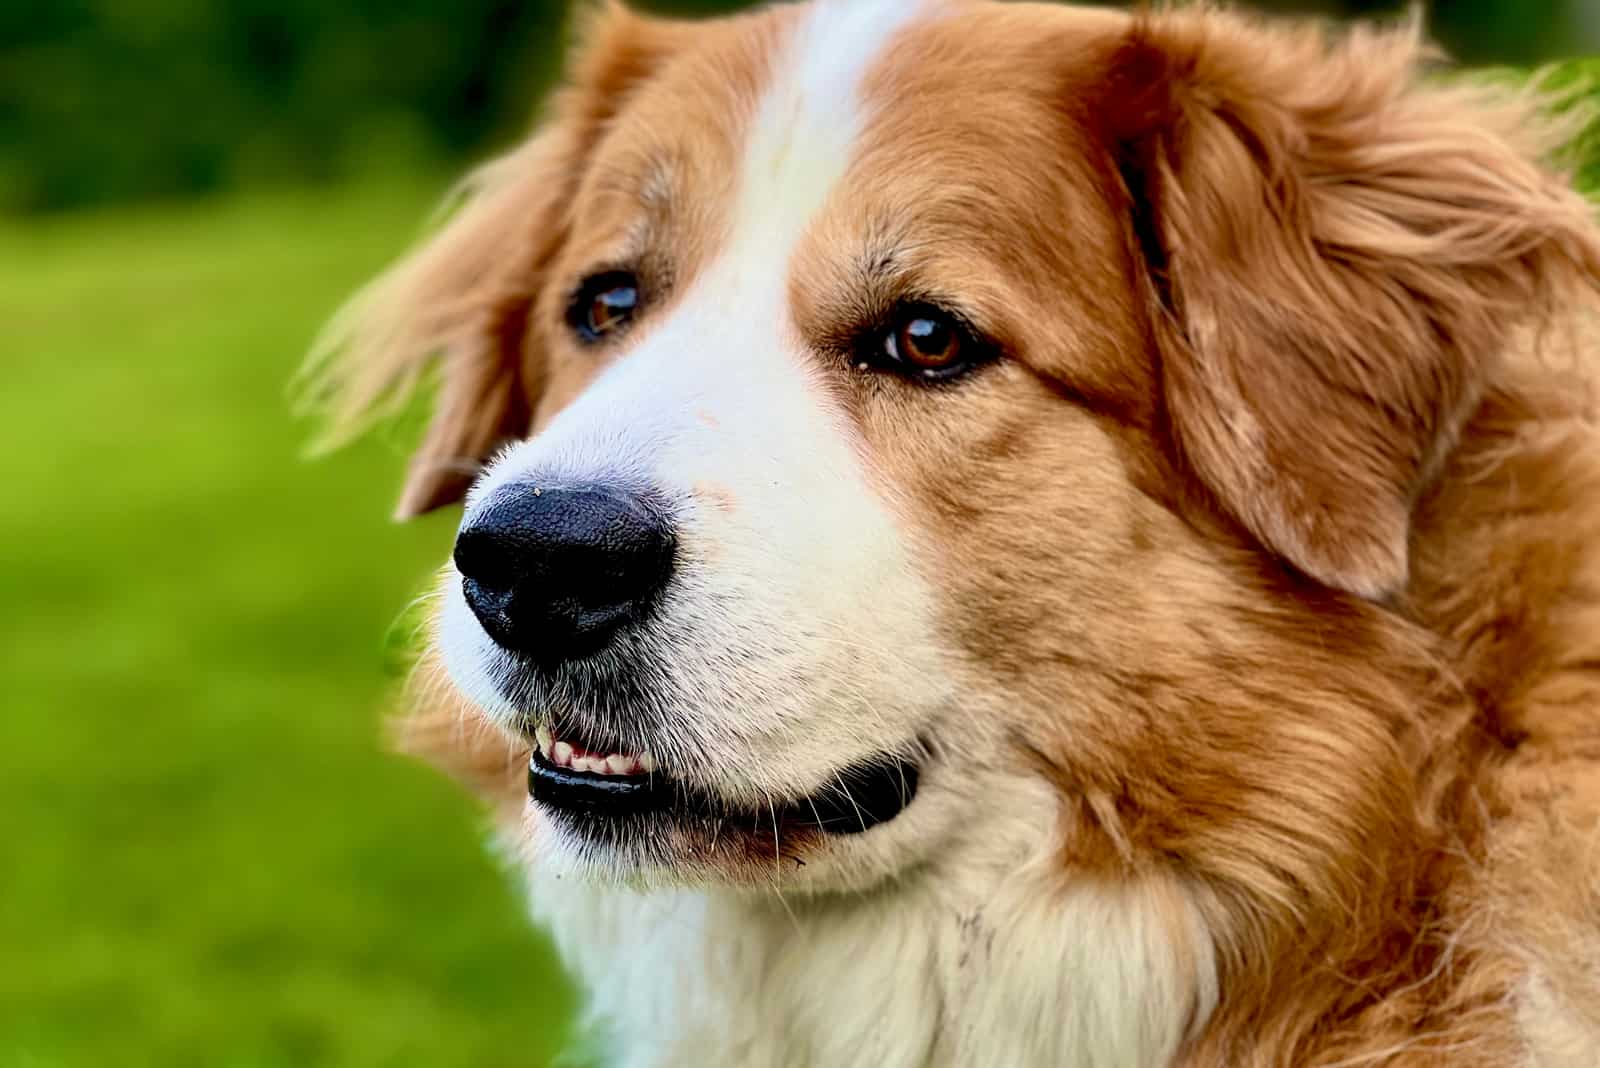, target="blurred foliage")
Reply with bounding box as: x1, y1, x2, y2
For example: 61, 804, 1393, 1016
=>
1548, 57, 1600, 194
0, 0, 557, 212
1304, 0, 1598, 64
1, 0, 1596, 214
